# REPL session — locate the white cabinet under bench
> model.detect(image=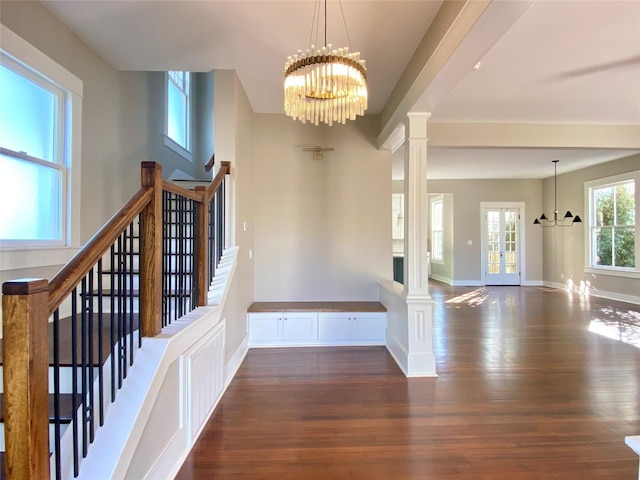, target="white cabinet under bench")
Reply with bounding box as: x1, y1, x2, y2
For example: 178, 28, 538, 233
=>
247, 301, 387, 347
